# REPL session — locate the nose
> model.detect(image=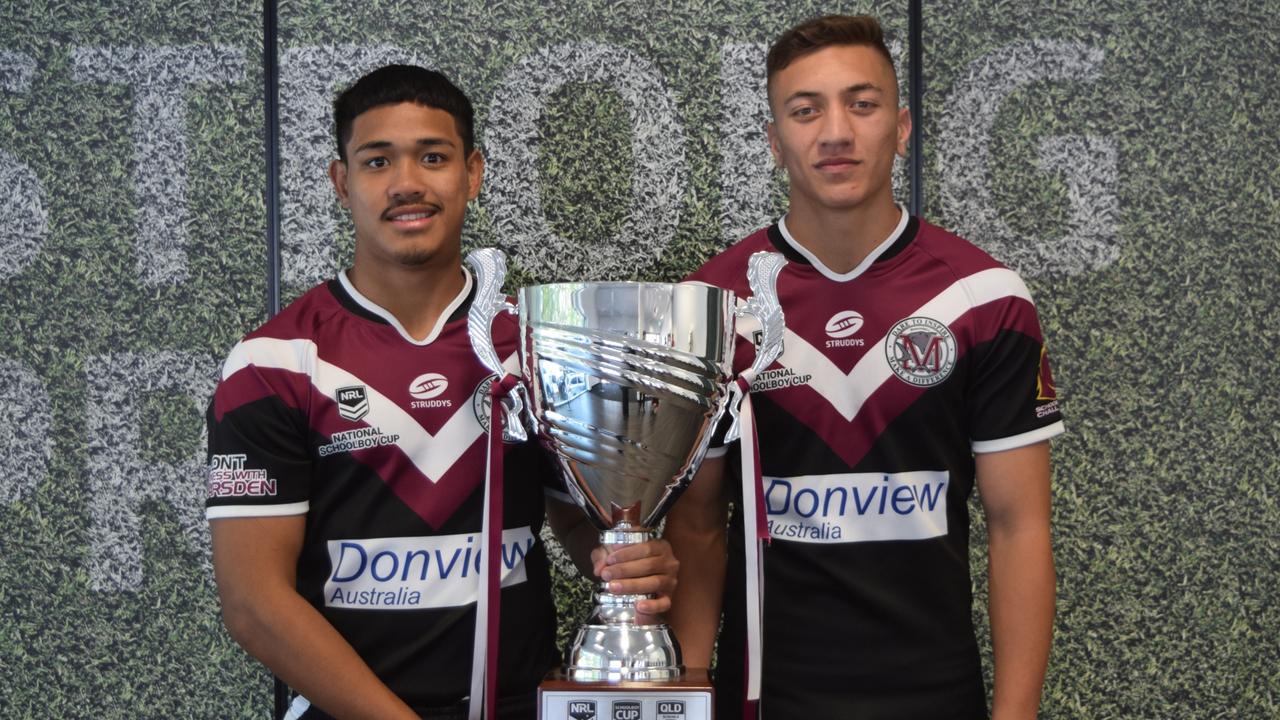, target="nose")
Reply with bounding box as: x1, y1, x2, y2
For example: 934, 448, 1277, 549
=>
387, 161, 427, 202
818, 107, 855, 148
